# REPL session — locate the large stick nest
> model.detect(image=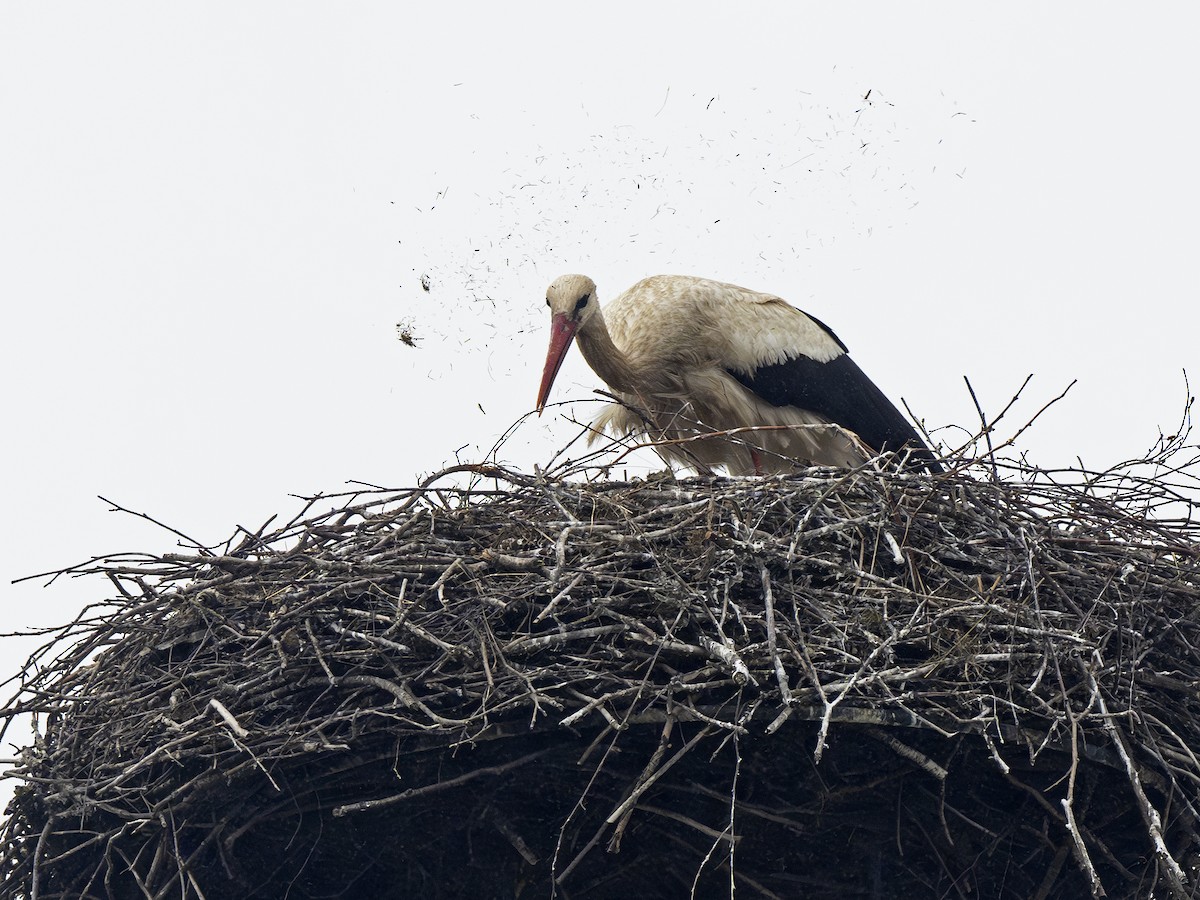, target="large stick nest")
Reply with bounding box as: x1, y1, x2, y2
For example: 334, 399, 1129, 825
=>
3, 437, 1199, 899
